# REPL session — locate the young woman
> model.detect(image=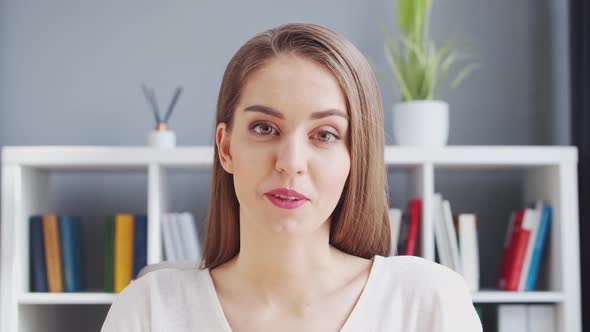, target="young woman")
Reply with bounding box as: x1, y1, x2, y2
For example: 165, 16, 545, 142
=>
102, 23, 482, 332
